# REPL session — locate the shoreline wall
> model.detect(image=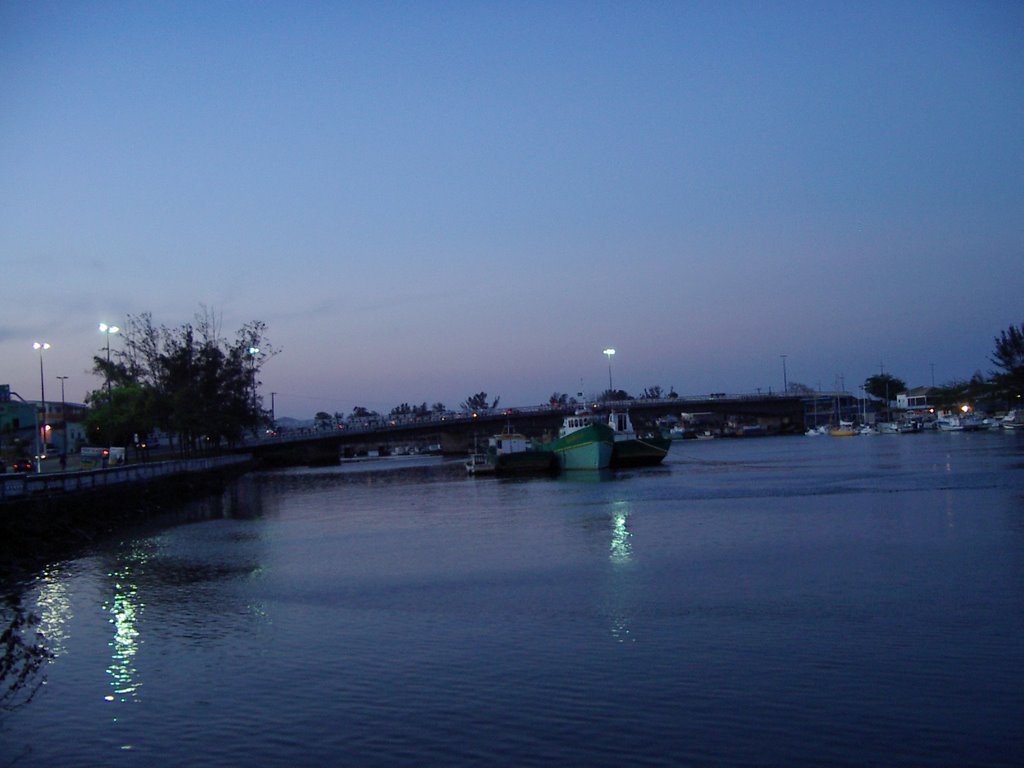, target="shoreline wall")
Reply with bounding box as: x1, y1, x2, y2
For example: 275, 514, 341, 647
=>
0, 456, 252, 580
